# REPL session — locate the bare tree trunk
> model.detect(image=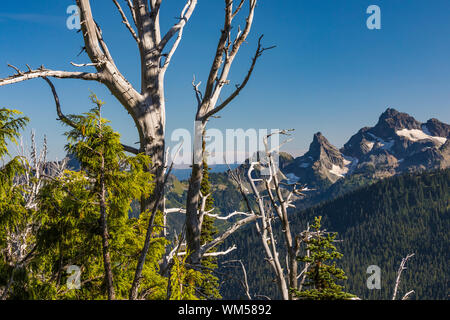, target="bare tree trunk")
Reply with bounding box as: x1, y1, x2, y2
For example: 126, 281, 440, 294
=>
228, 131, 309, 300
269, 156, 298, 298
98, 111, 116, 300
138, 110, 166, 214
0, 0, 275, 299
185, 161, 203, 265
250, 165, 290, 300
184, 0, 272, 265
99, 166, 116, 300
392, 253, 415, 300
129, 107, 166, 299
